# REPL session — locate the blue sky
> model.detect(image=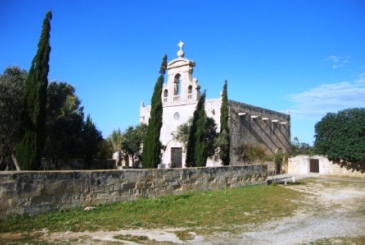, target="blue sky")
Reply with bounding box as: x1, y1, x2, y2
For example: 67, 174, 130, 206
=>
1, 0, 365, 145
